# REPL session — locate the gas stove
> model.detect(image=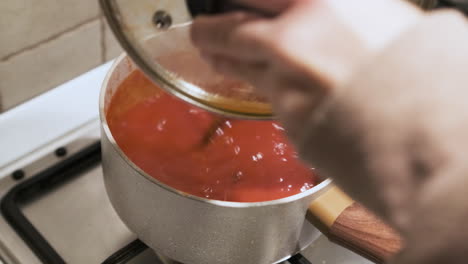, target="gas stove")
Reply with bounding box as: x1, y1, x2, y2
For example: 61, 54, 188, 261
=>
0, 62, 371, 264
